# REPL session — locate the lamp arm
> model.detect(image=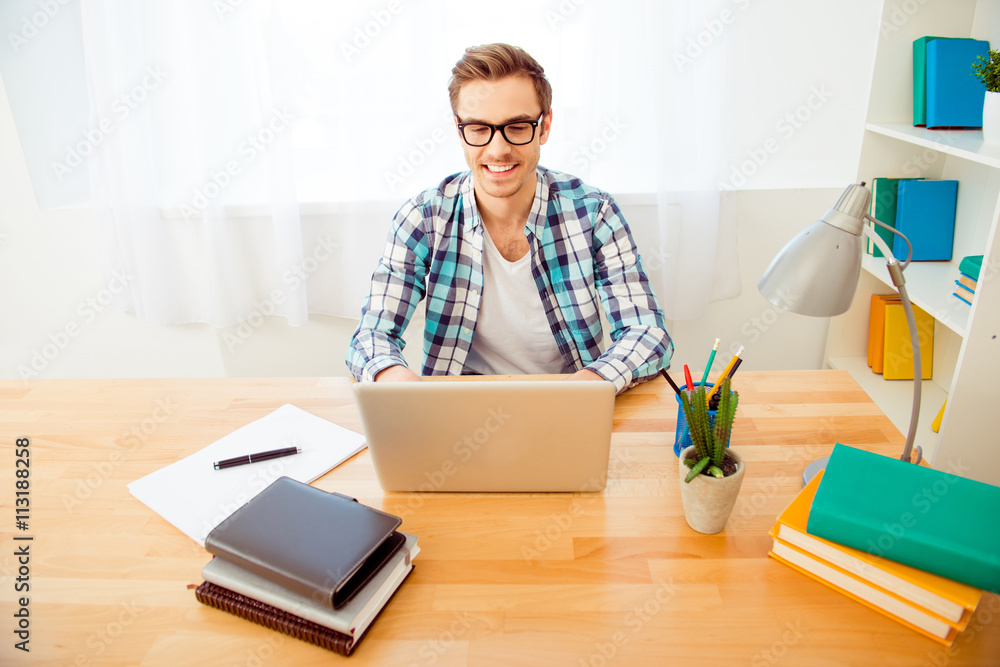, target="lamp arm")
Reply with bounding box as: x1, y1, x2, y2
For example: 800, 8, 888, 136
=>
864, 213, 914, 269
860, 225, 923, 465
